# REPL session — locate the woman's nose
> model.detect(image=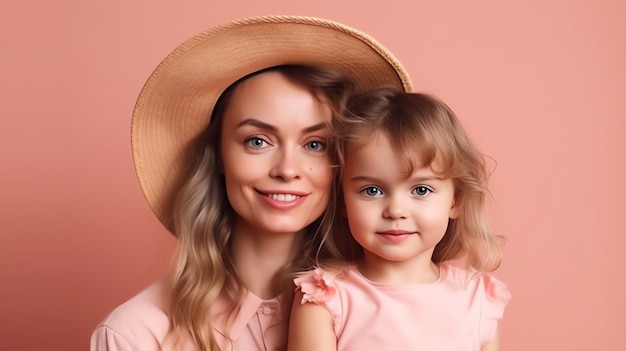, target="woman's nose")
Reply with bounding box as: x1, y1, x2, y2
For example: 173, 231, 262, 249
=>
269, 148, 301, 180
